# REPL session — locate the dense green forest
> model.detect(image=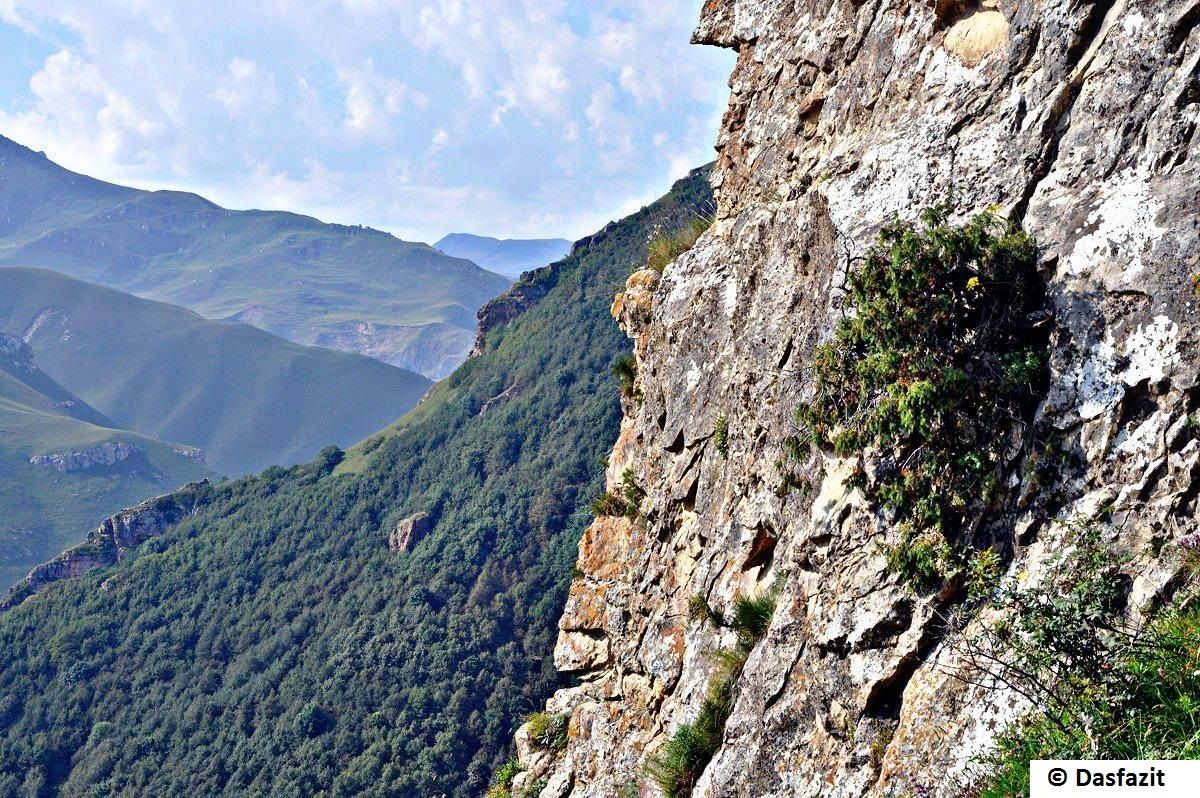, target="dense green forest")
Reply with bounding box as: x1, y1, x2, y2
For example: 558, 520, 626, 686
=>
0, 167, 713, 797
